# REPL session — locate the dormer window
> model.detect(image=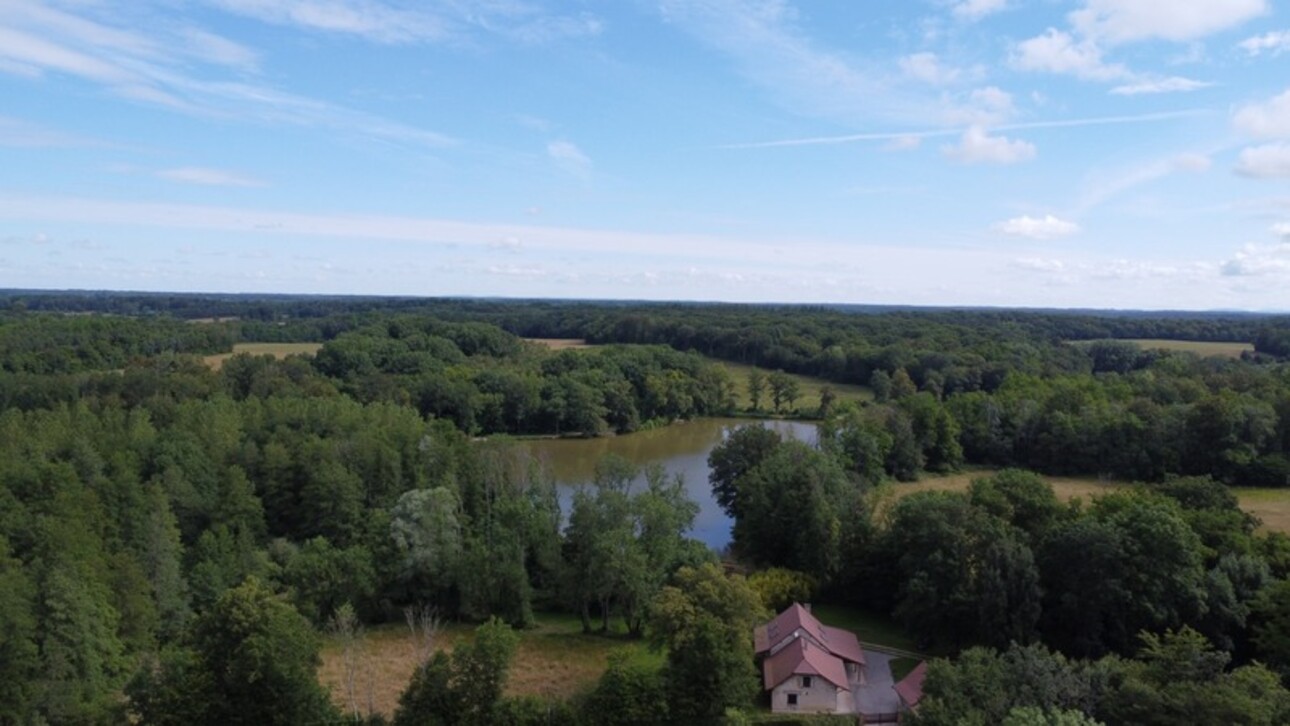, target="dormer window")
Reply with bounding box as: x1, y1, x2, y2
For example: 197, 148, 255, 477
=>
801, 675, 813, 688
